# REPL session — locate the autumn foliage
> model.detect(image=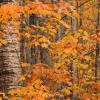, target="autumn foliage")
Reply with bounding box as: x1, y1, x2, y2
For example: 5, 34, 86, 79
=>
0, 0, 100, 100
